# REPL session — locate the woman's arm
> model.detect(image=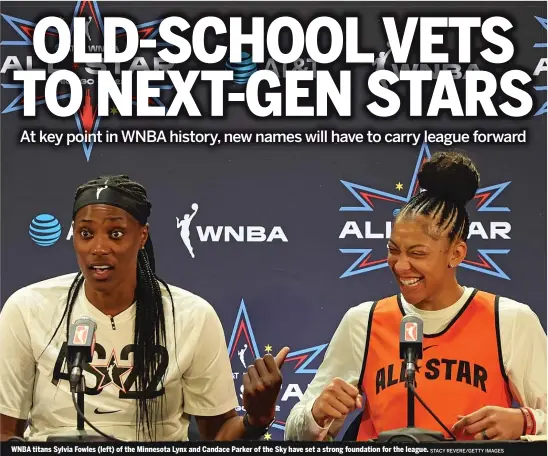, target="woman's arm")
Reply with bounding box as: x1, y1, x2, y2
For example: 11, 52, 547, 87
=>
195, 349, 289, 441
0, 290, 37, 441
0, 415, 27, 441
